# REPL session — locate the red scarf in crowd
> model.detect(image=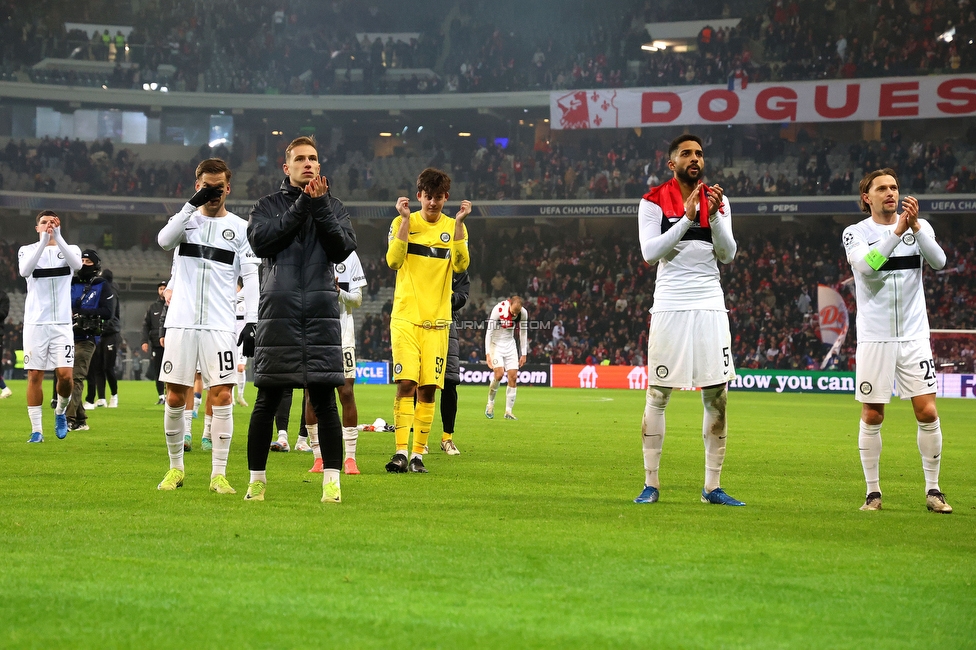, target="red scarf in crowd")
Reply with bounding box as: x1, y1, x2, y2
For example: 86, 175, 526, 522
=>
643, 177, 718, 227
